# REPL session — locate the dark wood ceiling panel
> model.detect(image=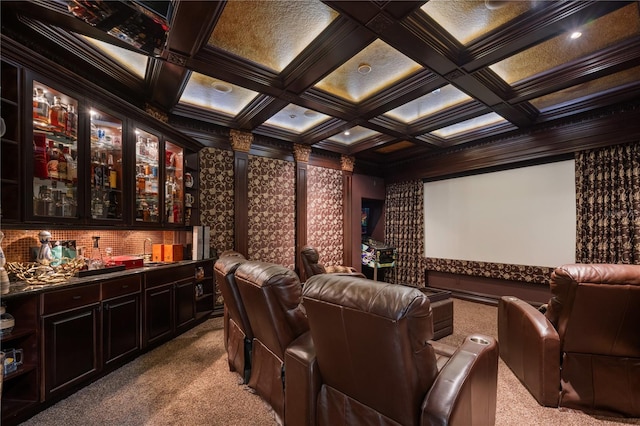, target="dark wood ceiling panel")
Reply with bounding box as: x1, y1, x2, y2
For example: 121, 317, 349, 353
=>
461, 2, 627, 72
2, 0, 638, 180
281, 18, 378, 93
